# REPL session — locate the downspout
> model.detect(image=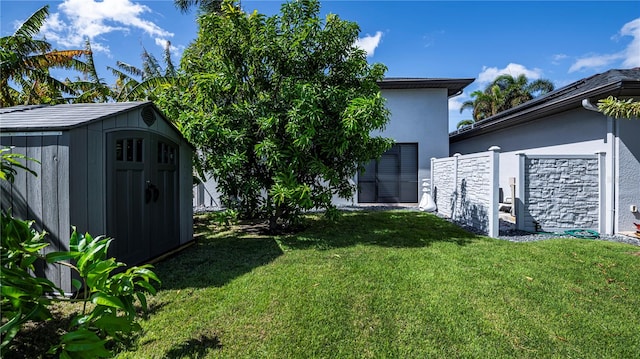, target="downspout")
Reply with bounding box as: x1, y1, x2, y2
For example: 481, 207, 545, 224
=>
582, 98, 616, 235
